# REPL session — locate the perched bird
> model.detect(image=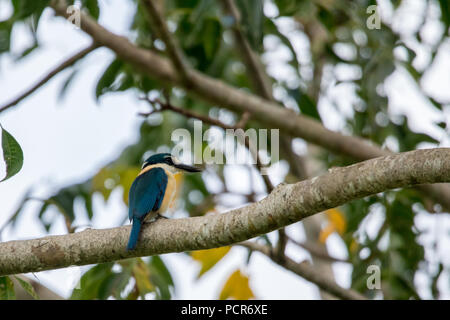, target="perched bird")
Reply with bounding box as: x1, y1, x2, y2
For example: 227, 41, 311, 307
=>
127, 153, 202, 250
